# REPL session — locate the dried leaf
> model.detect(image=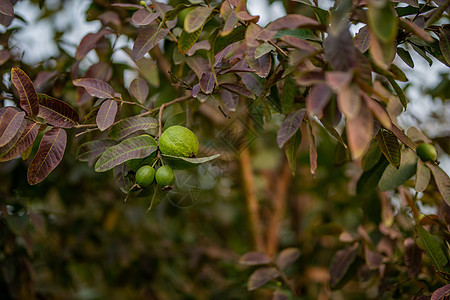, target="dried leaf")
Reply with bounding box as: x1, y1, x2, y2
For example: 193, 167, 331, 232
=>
27, 127, 67, 185
96, 99, 118, 131
11, 68, 39, 117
